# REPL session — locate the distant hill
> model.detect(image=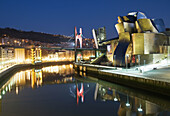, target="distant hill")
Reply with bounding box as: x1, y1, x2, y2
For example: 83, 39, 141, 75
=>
0, 27, 73, 43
